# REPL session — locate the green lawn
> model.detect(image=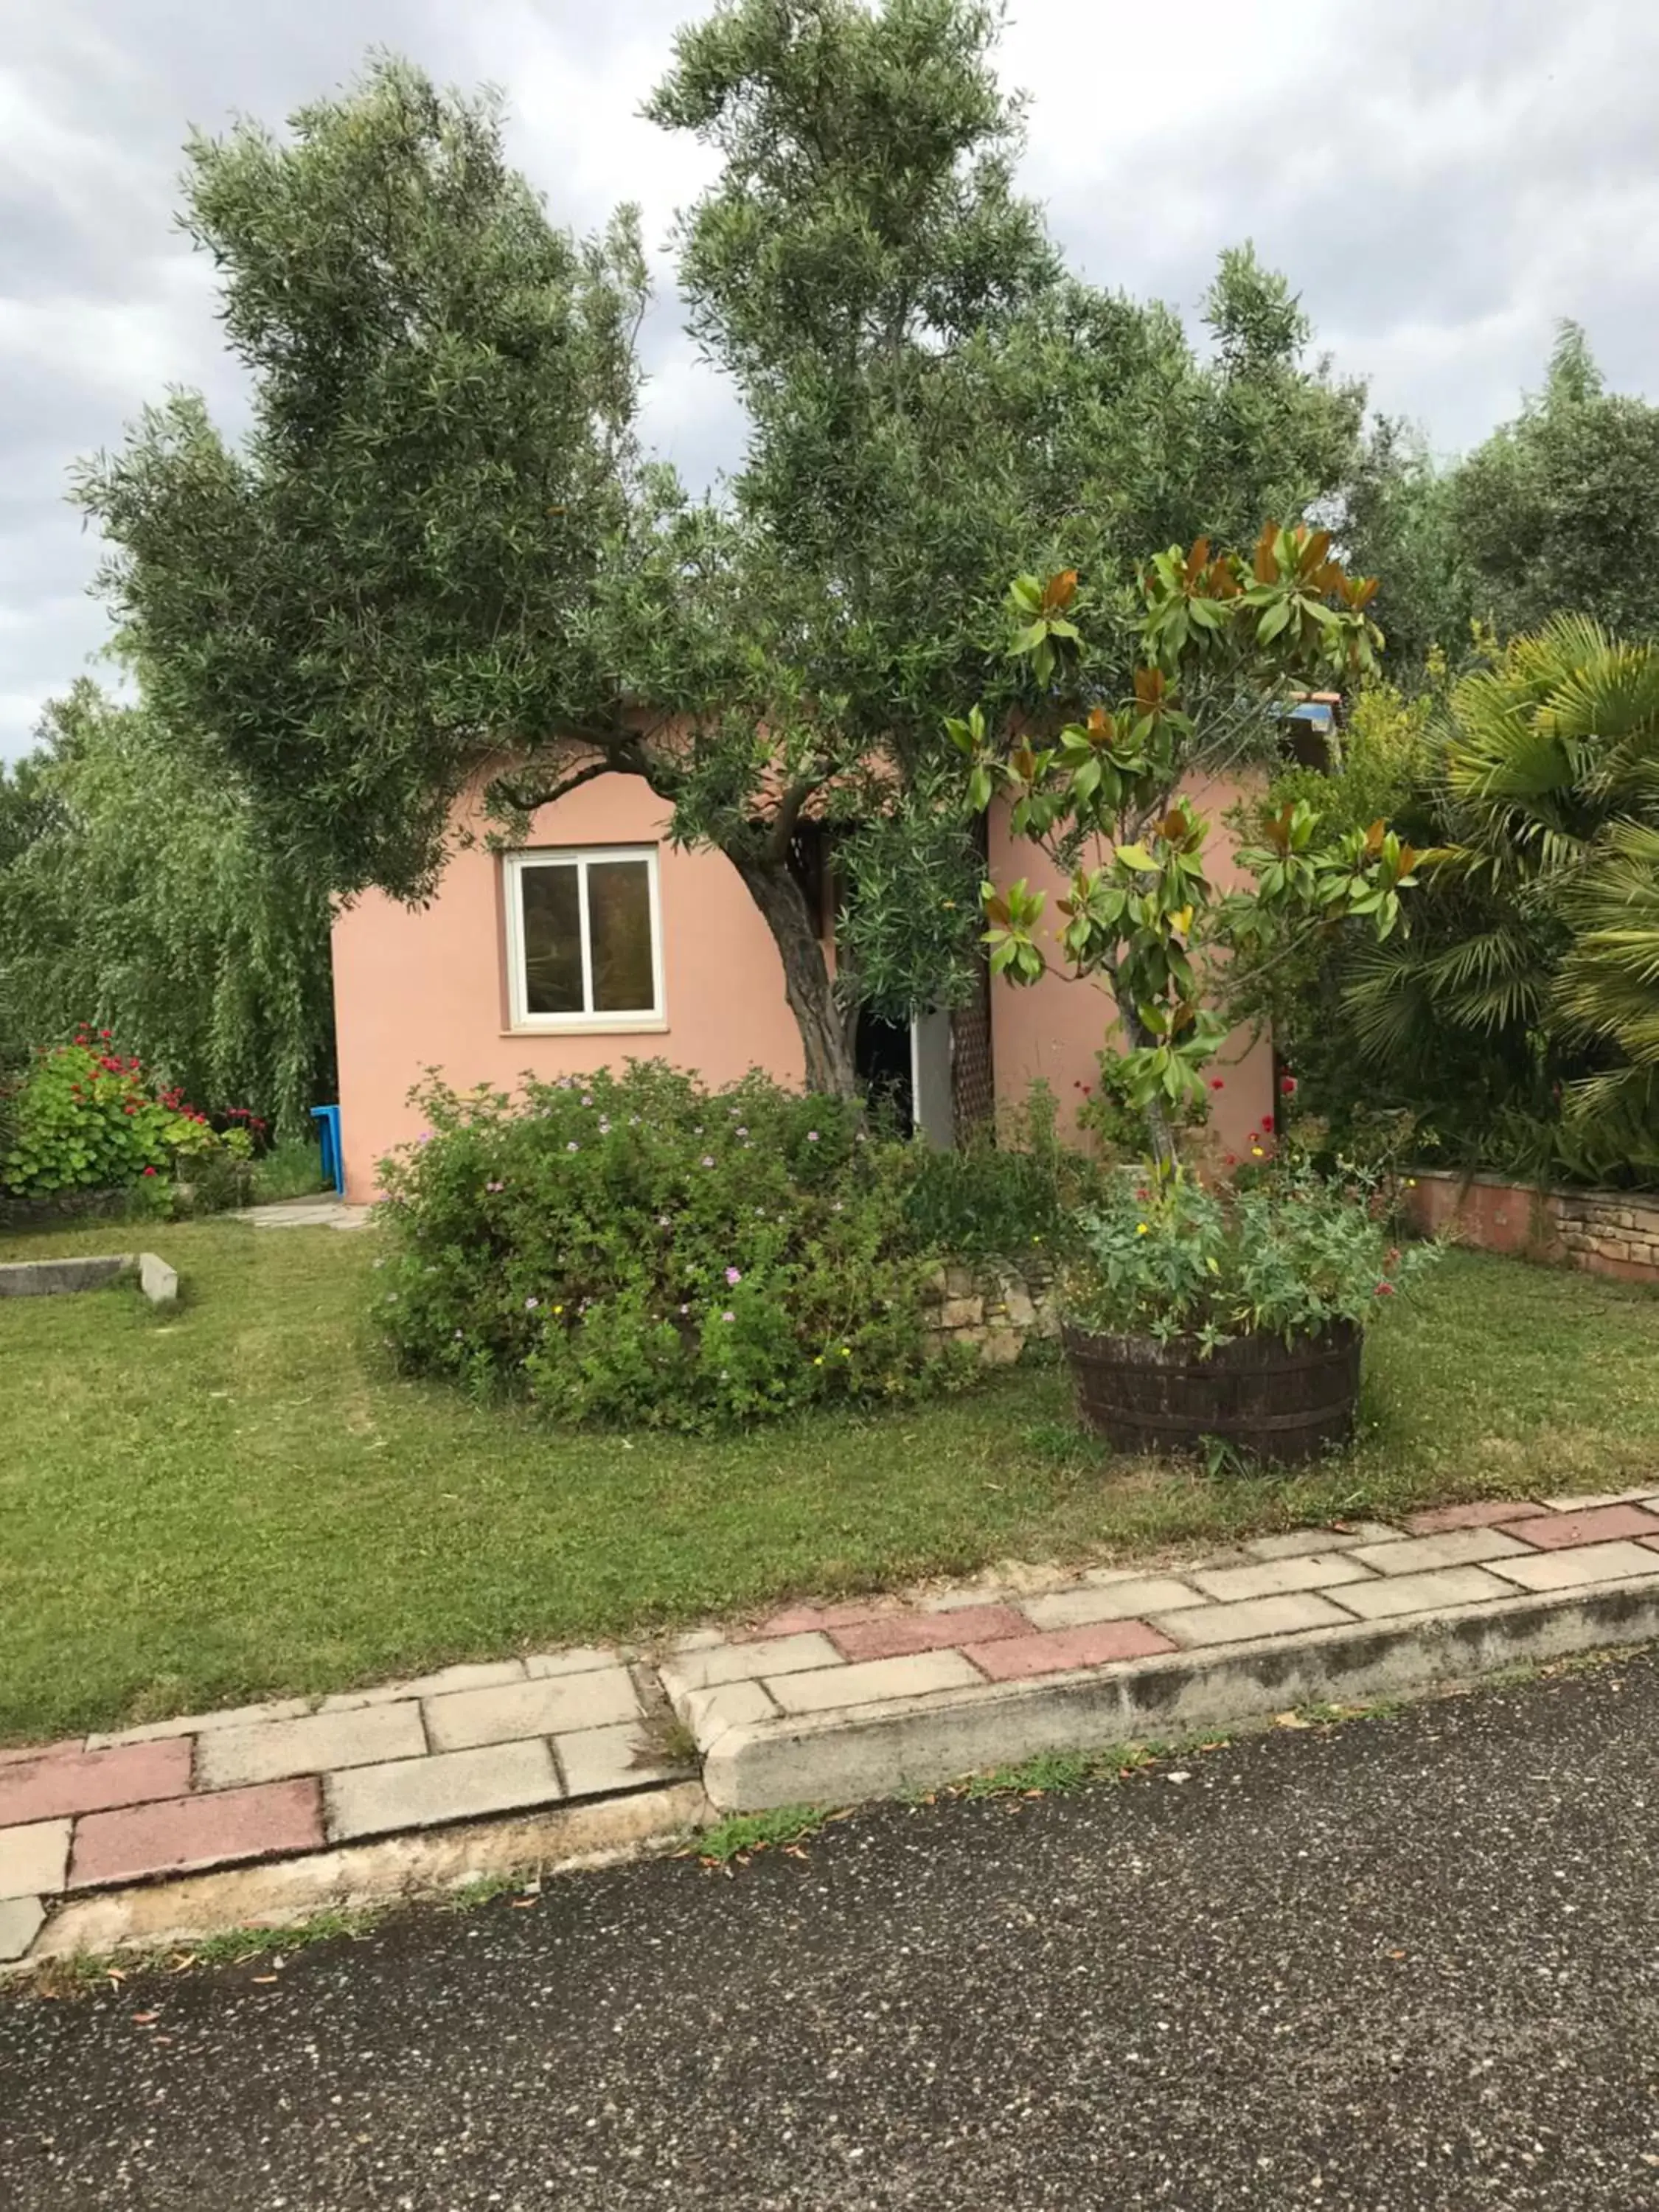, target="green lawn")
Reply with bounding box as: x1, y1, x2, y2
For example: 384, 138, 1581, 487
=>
2, 1216, 1658, 1745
